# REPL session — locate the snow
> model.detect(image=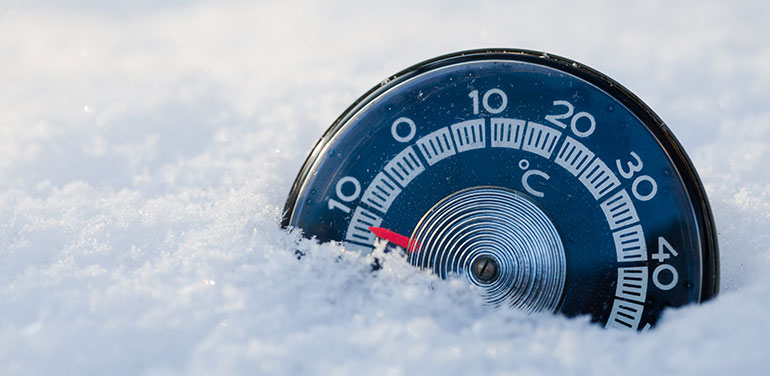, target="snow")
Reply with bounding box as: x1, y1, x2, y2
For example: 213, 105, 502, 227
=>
1, 1, 769, 374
